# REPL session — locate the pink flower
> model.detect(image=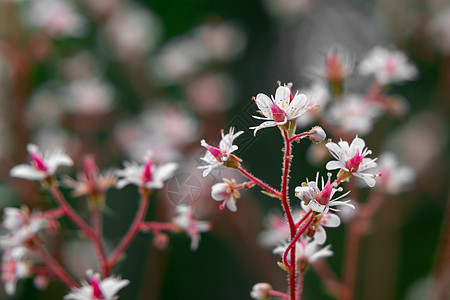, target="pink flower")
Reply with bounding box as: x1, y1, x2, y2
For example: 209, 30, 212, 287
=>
10, 144, 73, 181
374, 152, 416, 194
64, 270, 129, 300
173, 205, 211, 251
325, 136, 378, 187
116, 152, 178, 190
250, 83, 308, 135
